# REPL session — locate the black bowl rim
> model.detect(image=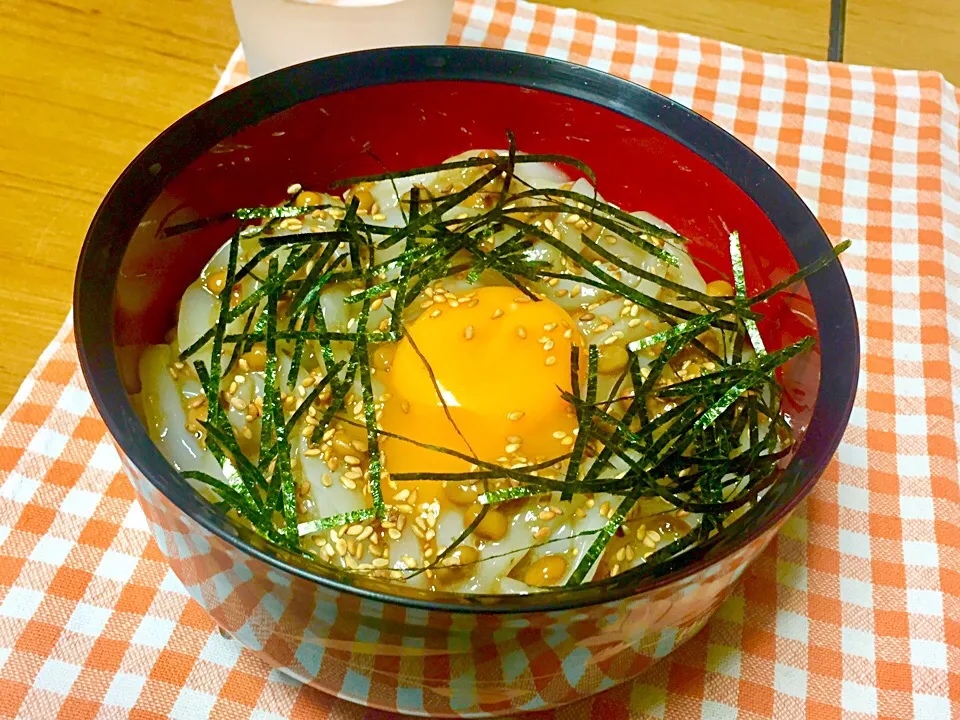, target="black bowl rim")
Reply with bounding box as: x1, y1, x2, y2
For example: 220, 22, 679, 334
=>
74, 46, 859, 614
